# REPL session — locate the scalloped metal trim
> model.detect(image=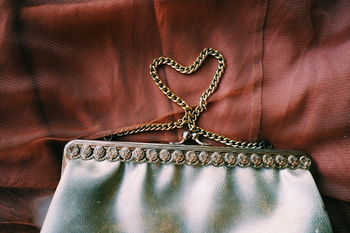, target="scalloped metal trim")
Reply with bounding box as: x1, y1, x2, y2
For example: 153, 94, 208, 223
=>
63, 140, 312, 170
